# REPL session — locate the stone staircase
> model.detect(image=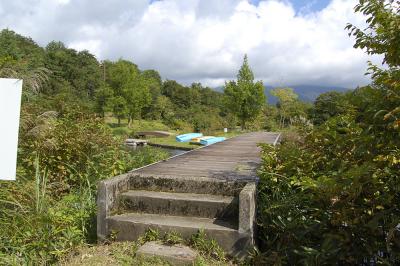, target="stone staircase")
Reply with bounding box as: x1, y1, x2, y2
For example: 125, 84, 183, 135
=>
97, 174, 257, 258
